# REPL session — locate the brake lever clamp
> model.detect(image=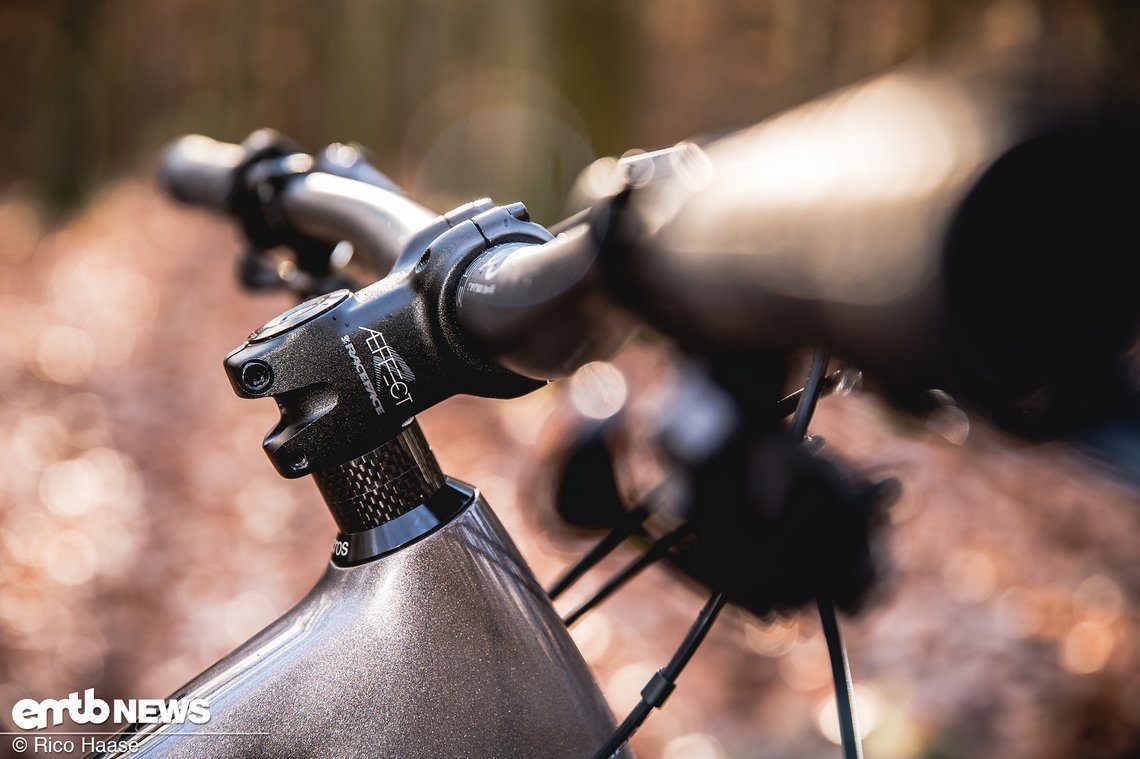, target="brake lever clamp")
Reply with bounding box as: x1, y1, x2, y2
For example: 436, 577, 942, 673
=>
225, 130, 408, 297
221, 130, 339, 286
657, 365, 899, 617
671, 426, 898, 617
223, 201, 548, 478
